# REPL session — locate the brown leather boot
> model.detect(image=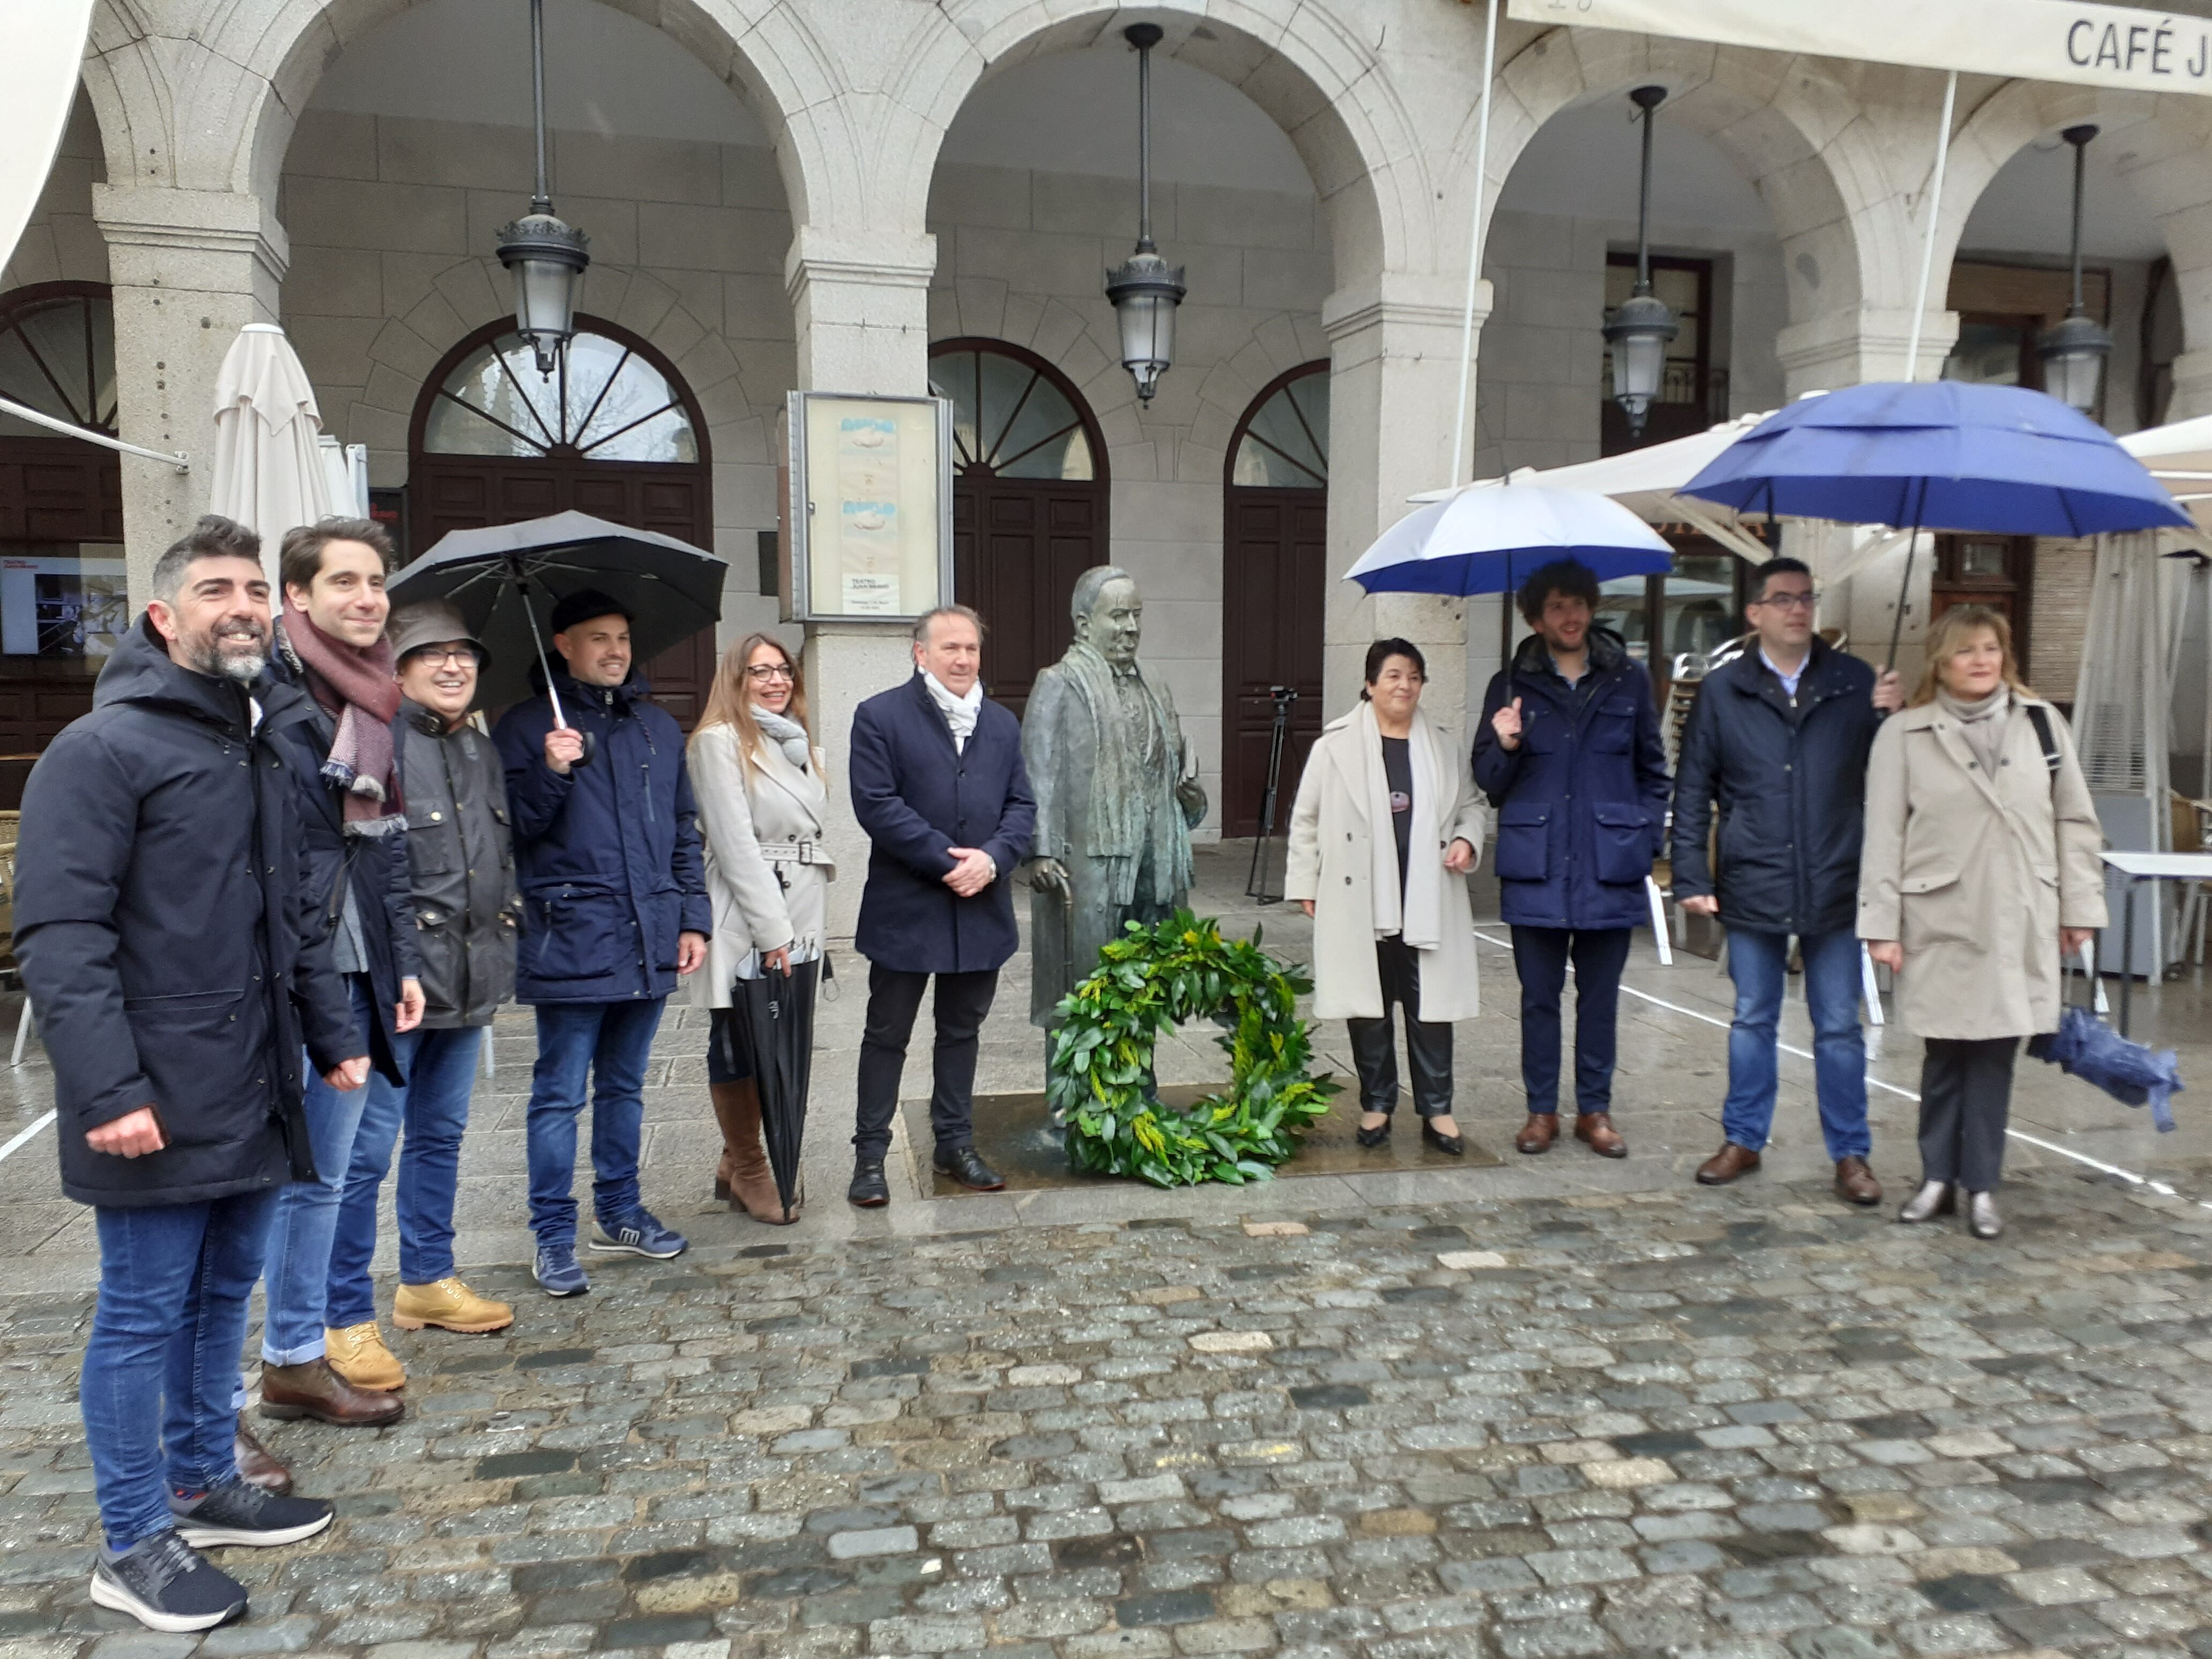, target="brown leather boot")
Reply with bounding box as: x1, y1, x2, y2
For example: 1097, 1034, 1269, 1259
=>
1515, 1114, 1559, 1155
1834, 1156, 1882, 1208
1696, 1142, 1761, 1185
258, 1358, 405, 1427
1574, 1112, 1628, 1159
713, 1079, 797, 1225
234, 1414, 292, 1494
